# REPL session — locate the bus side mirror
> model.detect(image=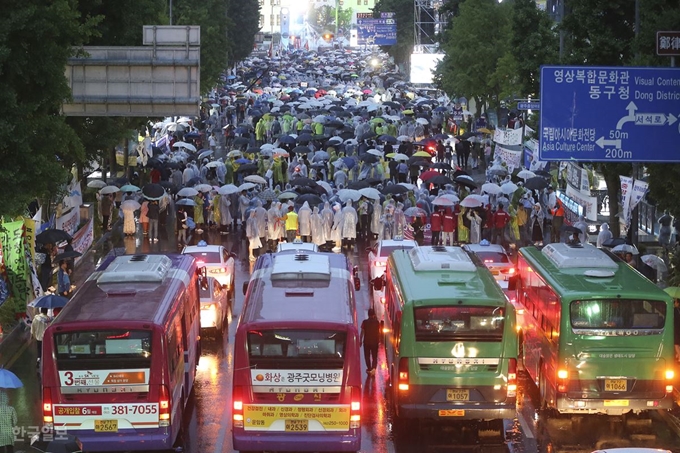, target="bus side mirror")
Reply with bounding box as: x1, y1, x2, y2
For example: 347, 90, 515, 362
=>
242, 282, 249, 296
507, 276, 518, 291
371, 276, 384, 291
352, 266, 361, 291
